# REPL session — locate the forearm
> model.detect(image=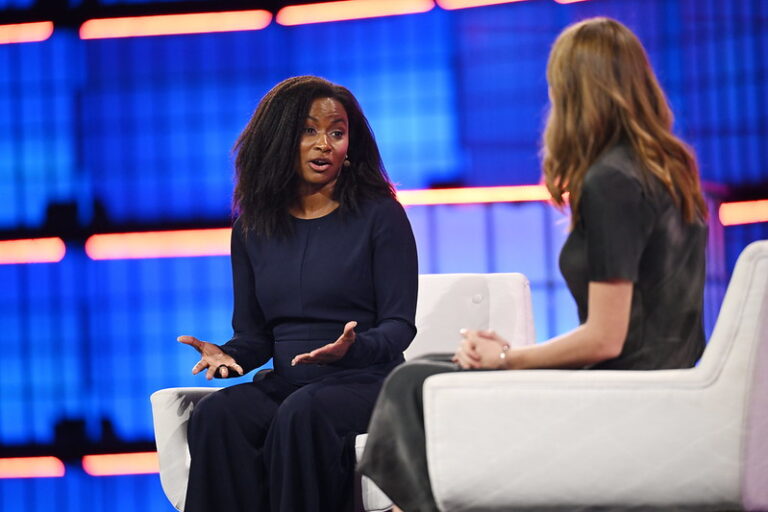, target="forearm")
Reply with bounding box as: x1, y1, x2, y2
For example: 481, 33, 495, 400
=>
335, 199, 417, 368
505, 280, 632, 370
334, 319, 416, 368
503, 323, 621, 370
